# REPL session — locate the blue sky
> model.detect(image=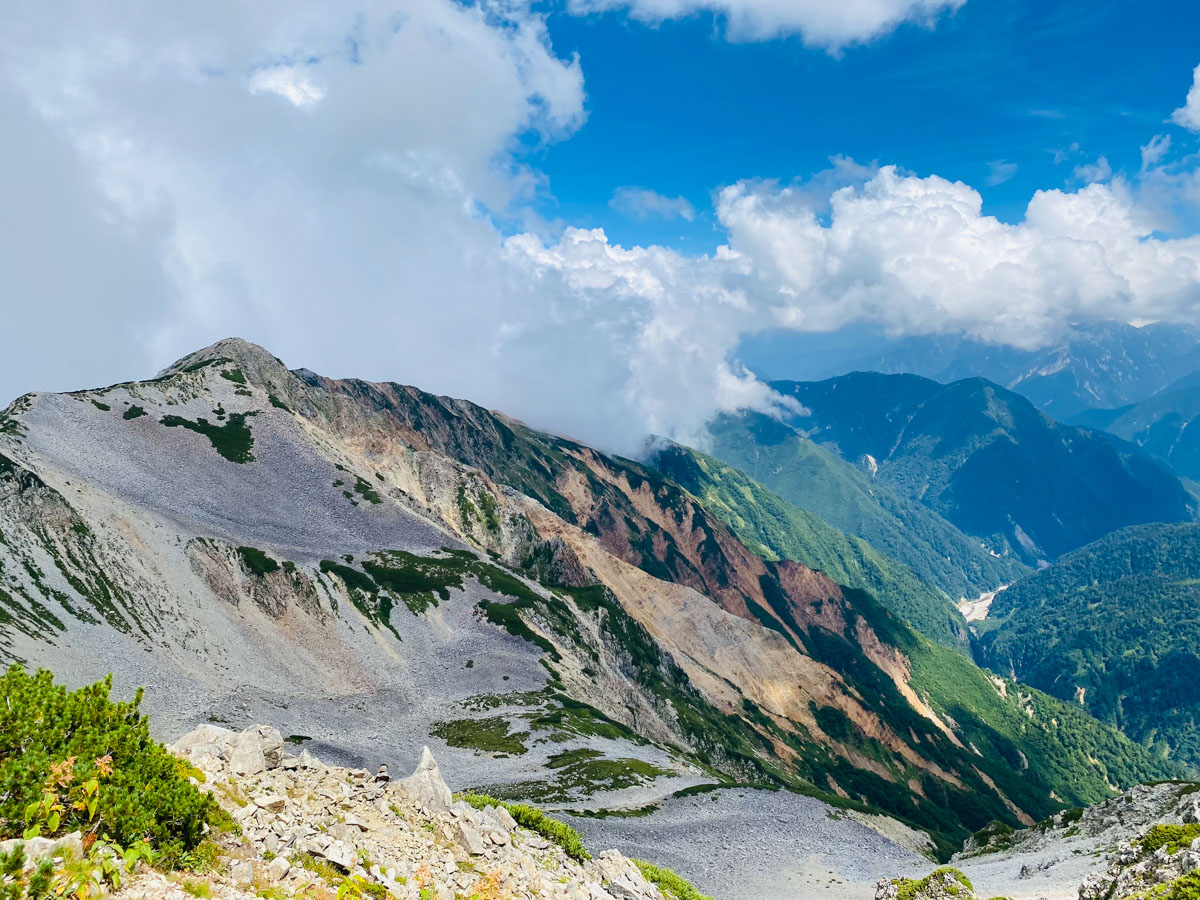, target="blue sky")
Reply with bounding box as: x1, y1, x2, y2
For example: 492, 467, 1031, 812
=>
529, 0, 1200, 249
